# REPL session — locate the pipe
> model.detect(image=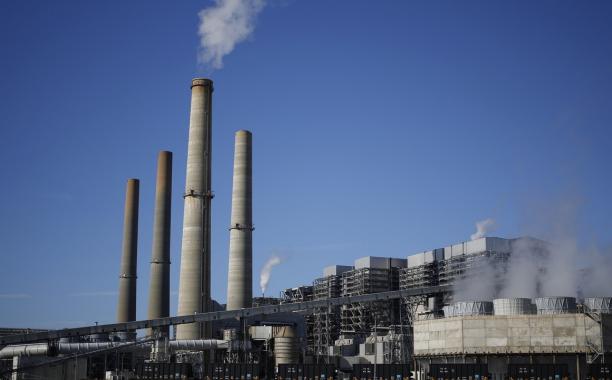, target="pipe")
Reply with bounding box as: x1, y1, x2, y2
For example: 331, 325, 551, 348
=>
147, 151, 173, 337
169, 339, 228, 351
177, 78, 214, 340
0, 344, 48, 358
0, 343, 120, 359
226, 130, 253, 310
117, 179, 139, 323
0, 340, 230, 359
